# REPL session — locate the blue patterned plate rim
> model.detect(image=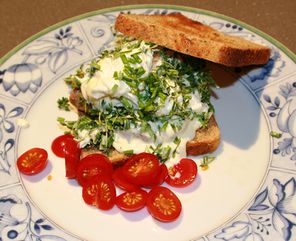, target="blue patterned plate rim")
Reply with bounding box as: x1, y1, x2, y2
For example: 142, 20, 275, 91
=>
0, 4, 295, 65
1, 4, 296, 241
